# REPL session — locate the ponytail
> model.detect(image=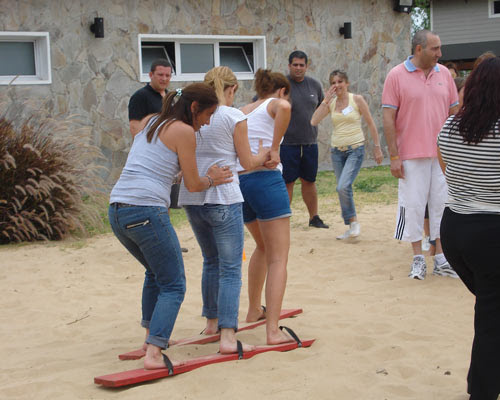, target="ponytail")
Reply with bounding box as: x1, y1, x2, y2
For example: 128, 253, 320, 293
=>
146, 83, 219, 142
